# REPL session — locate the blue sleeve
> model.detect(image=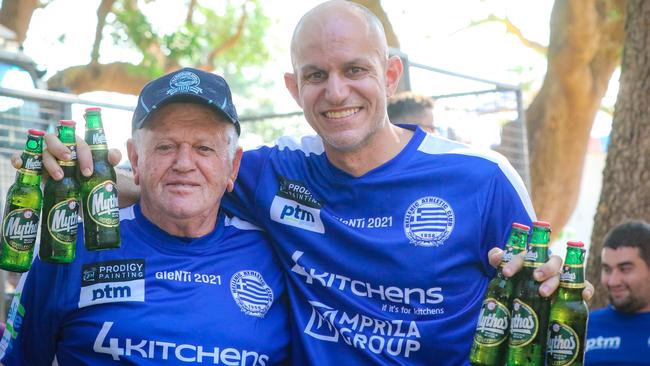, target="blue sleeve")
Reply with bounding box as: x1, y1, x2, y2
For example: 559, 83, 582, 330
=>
223, 146, 273, 225
480, 159, 536, 275
0, 258, 62, 365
